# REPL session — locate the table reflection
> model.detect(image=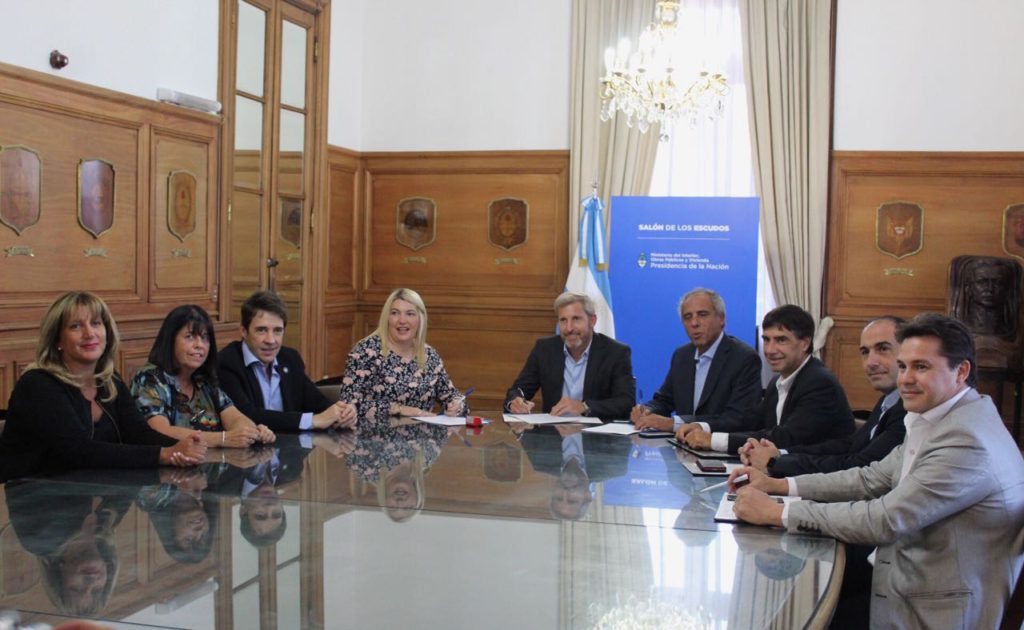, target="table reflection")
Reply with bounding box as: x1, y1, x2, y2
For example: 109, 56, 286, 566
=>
0, 417, 840, 629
